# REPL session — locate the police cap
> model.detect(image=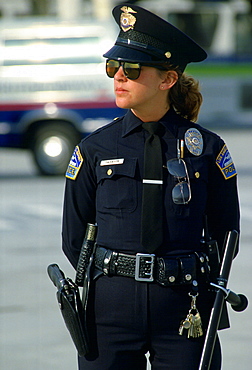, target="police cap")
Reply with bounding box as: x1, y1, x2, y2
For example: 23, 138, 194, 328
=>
103, 4, 207, 72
